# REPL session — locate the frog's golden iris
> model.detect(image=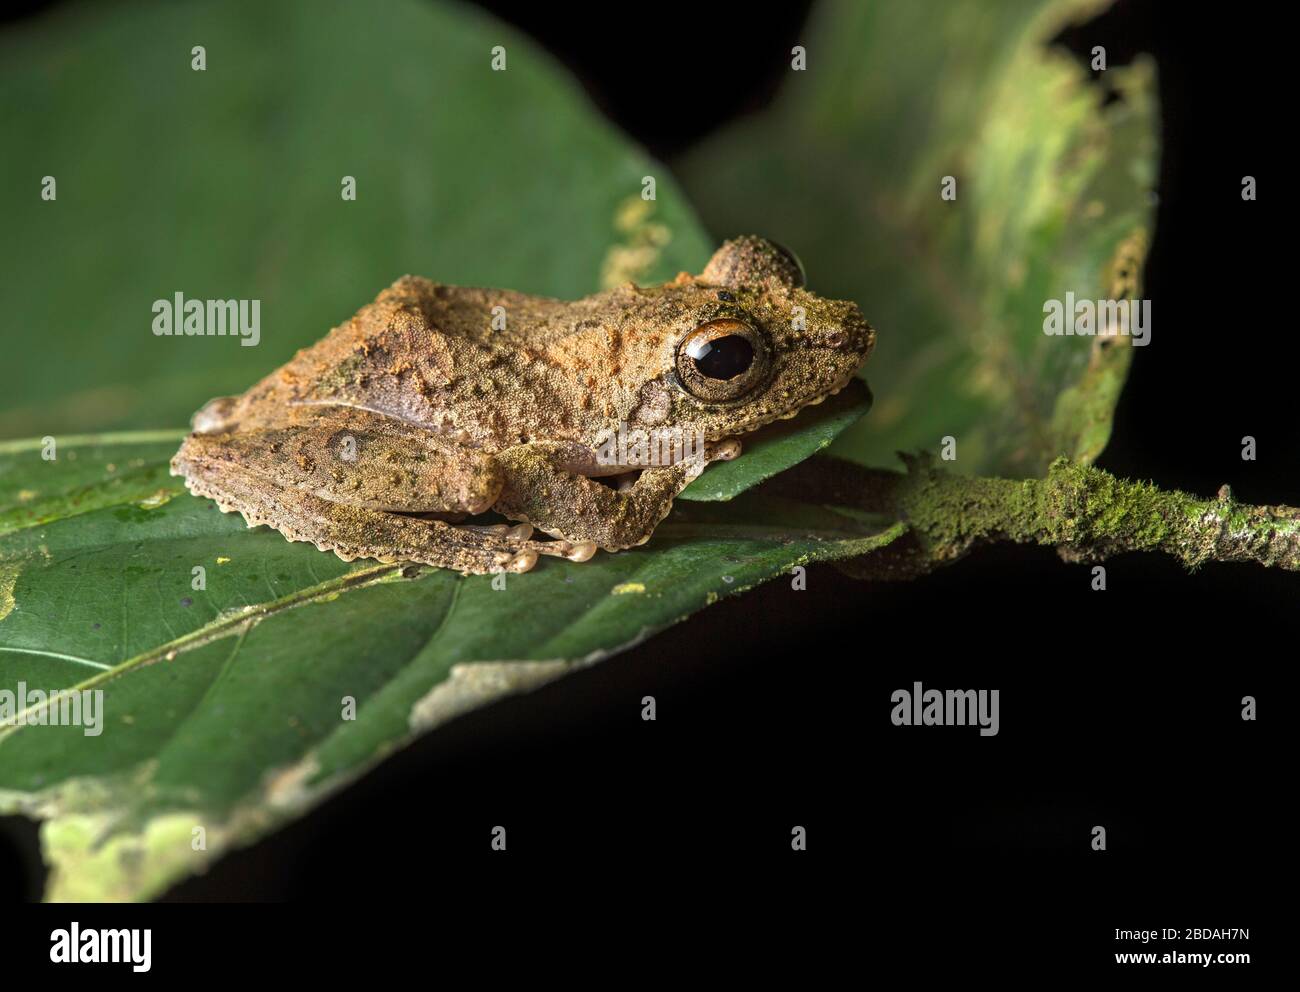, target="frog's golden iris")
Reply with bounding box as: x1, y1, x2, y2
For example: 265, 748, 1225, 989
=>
675, 318, 772, 403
